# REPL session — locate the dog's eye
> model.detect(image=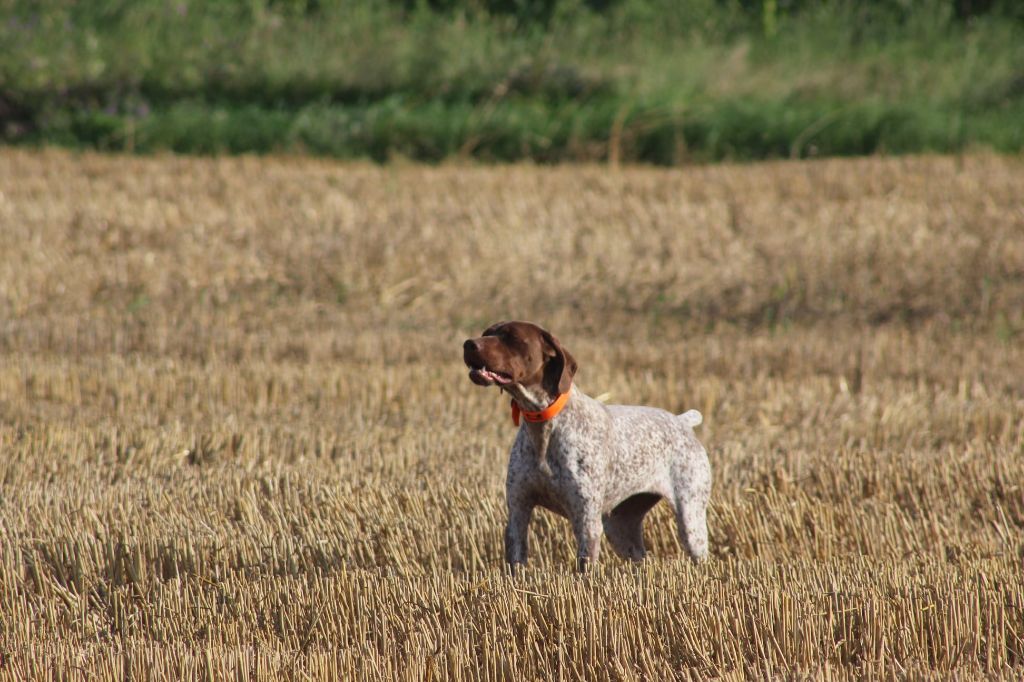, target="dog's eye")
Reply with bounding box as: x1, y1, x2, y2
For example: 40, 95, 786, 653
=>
484, 327, 519, 346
